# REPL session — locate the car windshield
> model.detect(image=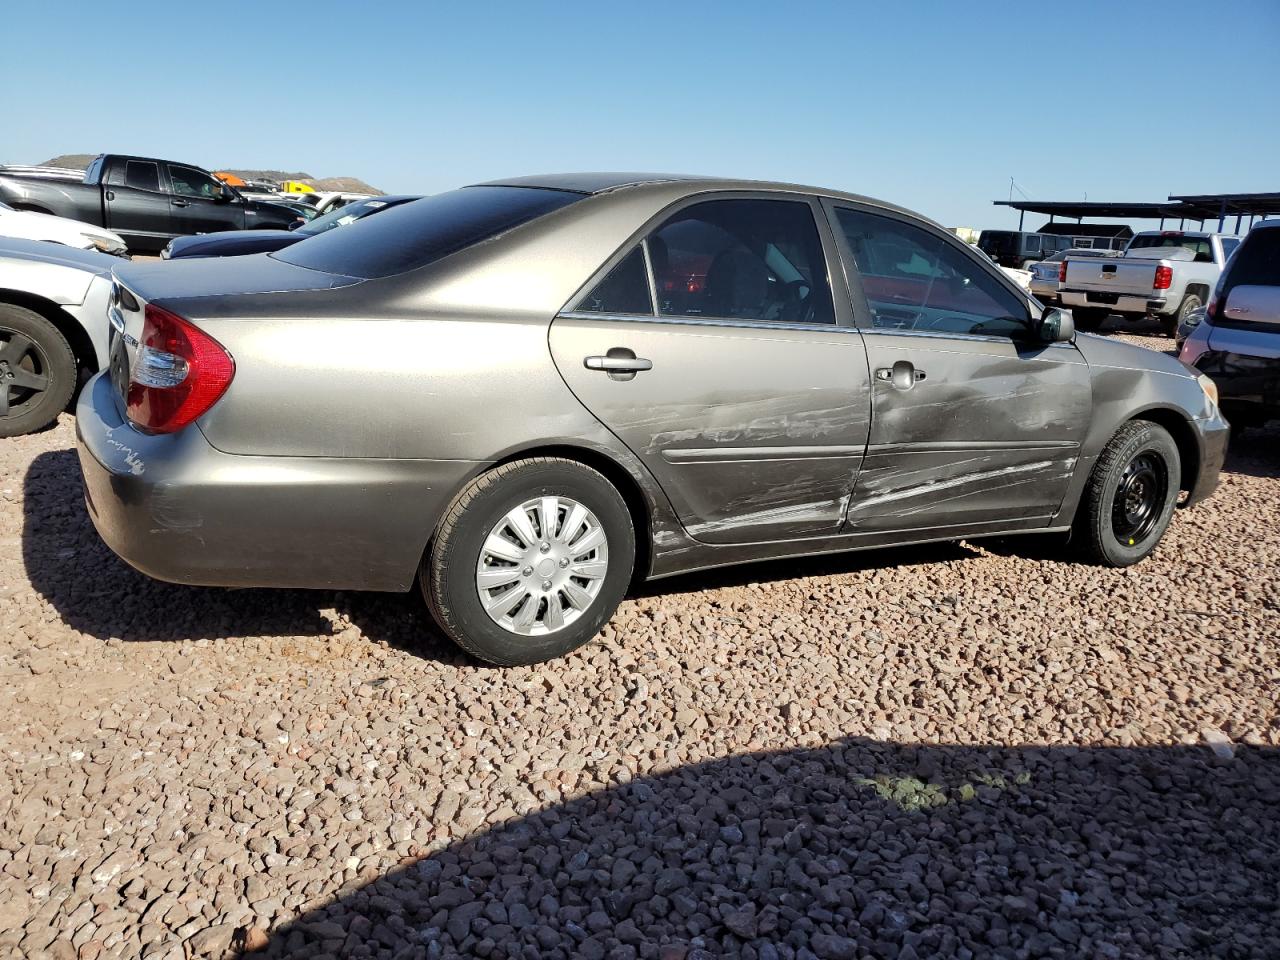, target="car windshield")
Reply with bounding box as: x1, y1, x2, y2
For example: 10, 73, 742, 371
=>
273, 186, 585, 278
295, 198, 397, 236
